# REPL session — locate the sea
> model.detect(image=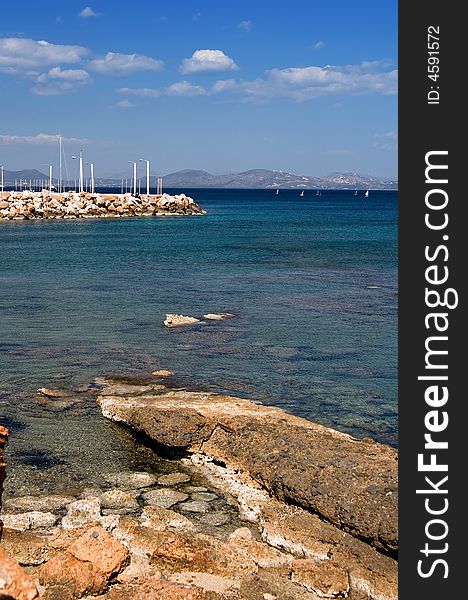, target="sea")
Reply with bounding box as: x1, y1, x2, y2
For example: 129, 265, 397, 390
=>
0, 188, 397, 497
